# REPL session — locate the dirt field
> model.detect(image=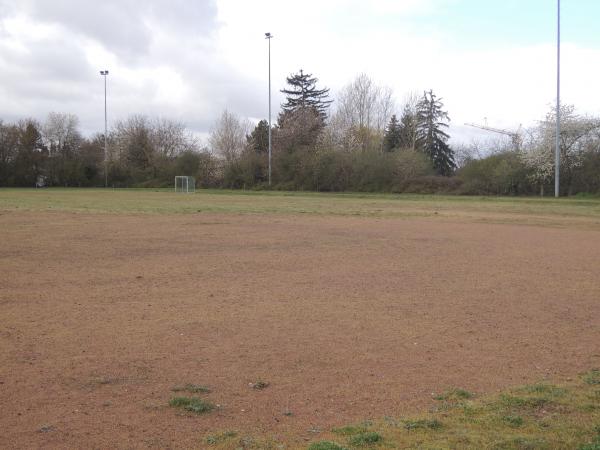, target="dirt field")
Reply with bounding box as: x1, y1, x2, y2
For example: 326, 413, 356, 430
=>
1, 191, 600, 449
